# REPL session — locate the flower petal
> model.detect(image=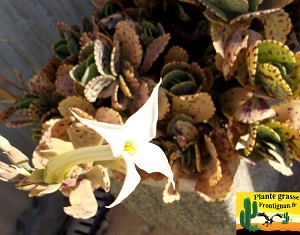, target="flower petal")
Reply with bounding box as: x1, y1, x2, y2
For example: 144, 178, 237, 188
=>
72, 111, 126, 157
133, 142, 174, 188
124, 79, 161, 144
106, 152, 141, 208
